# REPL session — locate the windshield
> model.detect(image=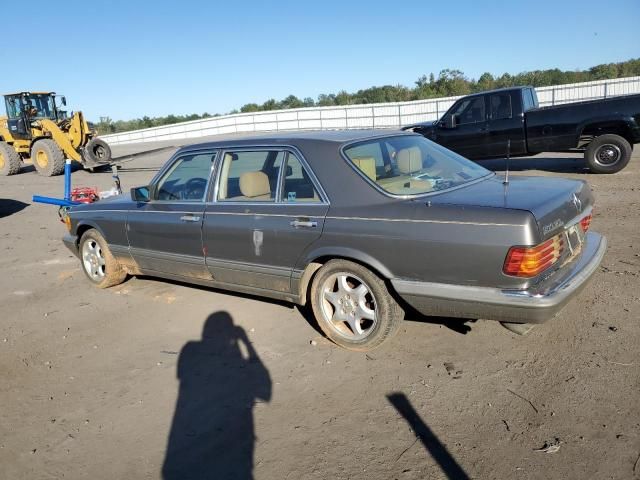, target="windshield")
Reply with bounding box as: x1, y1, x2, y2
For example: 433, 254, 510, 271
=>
22, 94, 56, 119
343, 135, 491, 196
